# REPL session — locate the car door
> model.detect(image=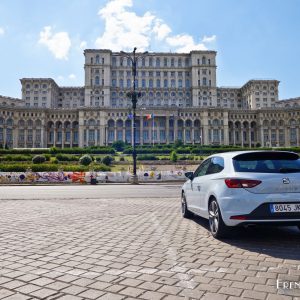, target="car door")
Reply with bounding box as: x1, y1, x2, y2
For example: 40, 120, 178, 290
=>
189, 158, 211, 215
197, 156, 225, 216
